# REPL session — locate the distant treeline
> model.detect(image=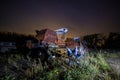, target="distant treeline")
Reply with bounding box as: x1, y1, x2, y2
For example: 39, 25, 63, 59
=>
0, 32, 34, 49
83, 32, 120, 50
0, 32, 120, 50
